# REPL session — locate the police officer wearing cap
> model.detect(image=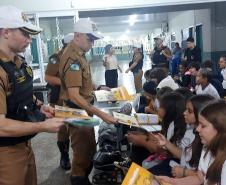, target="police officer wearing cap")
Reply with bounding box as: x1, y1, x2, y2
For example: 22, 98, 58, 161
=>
0, 6, 64, 185
45, 33, 74, 170
151, 36, 172, 69
126, 43, 144, 93
59, 18, 117, 185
